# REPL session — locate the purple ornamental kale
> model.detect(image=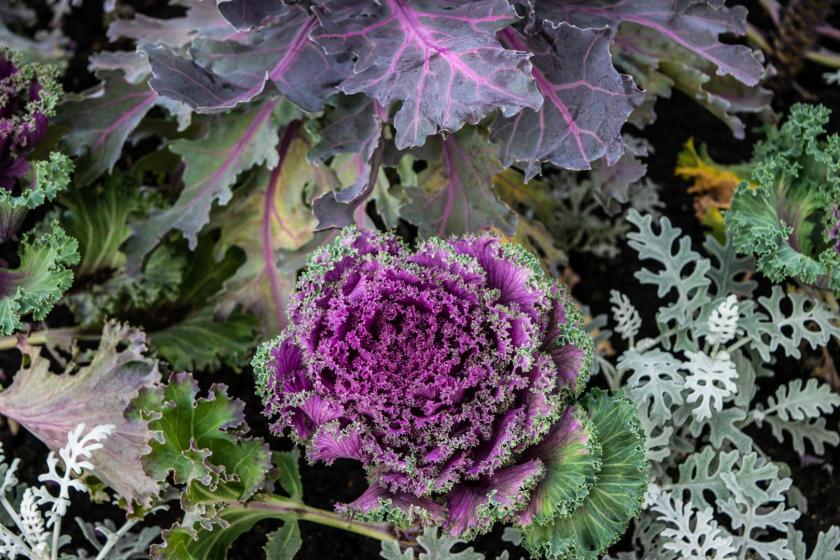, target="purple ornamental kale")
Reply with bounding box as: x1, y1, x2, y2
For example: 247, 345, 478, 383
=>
254, 228, 592, 535
831, 206, 840, 254
0, 52, 49, 192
